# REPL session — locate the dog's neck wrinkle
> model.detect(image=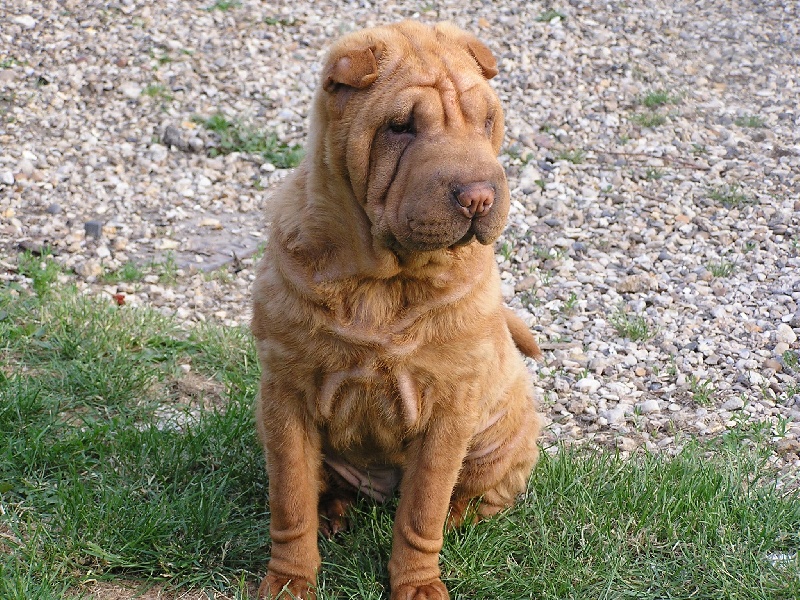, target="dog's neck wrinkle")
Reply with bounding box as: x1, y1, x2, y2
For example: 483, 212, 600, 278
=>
276, 238, 486, 354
